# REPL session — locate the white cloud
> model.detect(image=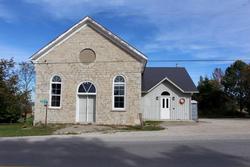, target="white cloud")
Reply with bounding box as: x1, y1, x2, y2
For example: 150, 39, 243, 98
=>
23, 0, 250, 60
